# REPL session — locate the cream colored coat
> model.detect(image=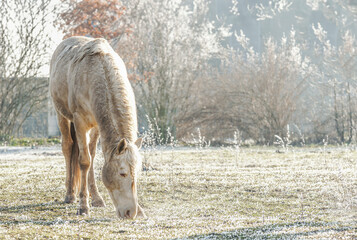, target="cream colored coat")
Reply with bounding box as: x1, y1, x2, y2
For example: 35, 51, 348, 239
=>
50, 36, 144, 218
